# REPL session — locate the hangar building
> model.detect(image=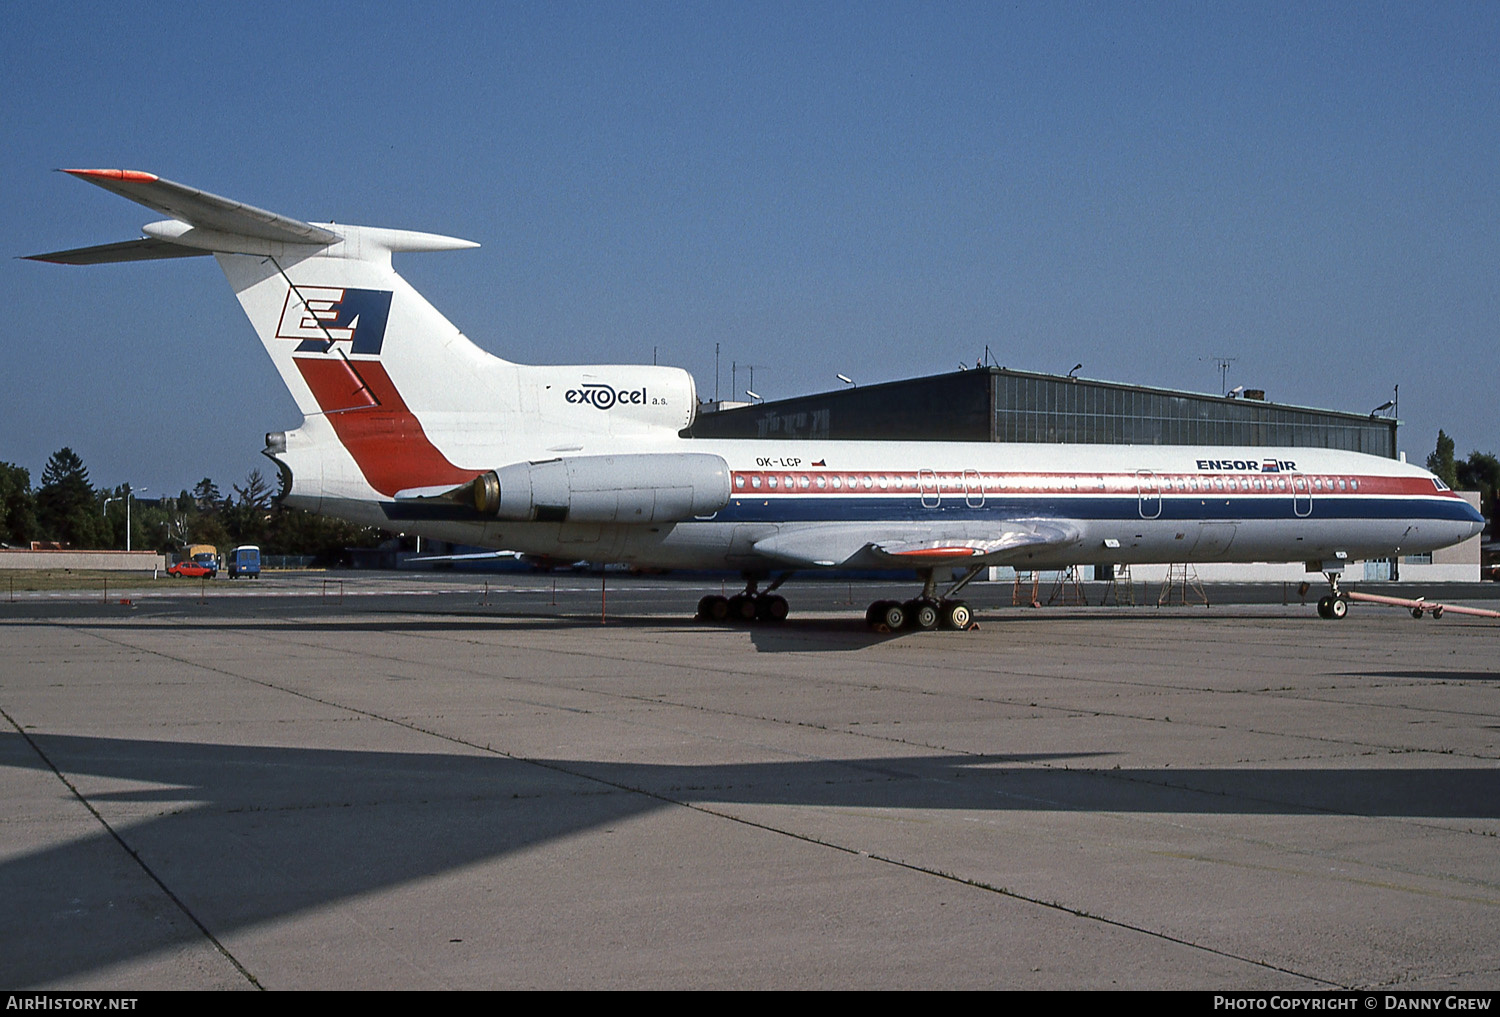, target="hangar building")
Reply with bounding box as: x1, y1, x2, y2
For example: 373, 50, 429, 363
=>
687, 366, 1398, 458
